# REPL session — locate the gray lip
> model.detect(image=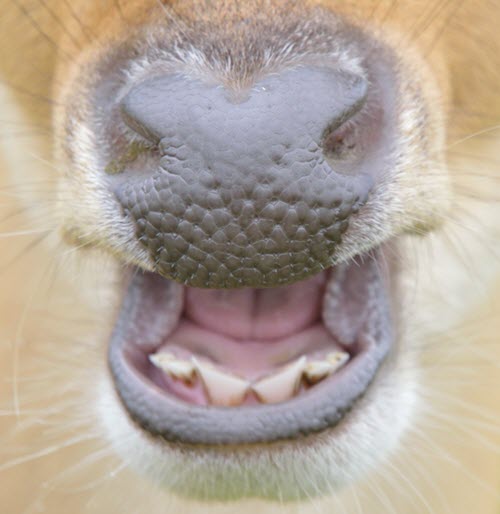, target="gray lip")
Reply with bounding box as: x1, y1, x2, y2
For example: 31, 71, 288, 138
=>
108, 253, 393, 445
